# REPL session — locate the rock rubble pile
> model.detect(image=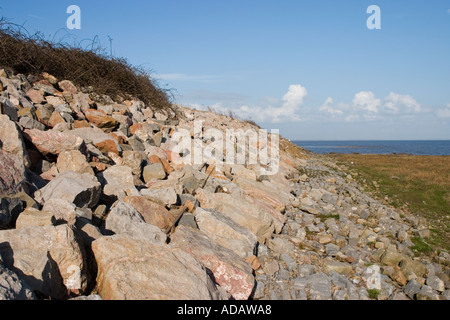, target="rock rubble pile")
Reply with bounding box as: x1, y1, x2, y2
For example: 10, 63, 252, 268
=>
0, 69, 448, 300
